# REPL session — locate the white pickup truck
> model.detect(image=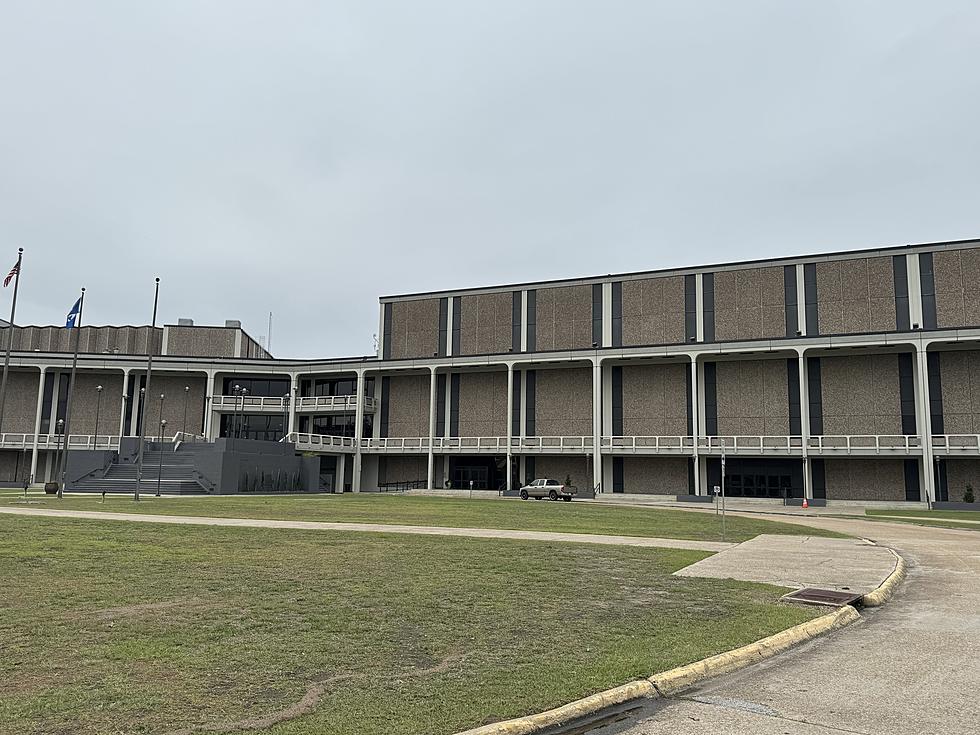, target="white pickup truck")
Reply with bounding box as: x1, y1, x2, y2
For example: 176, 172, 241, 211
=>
519, 478, 577, 502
